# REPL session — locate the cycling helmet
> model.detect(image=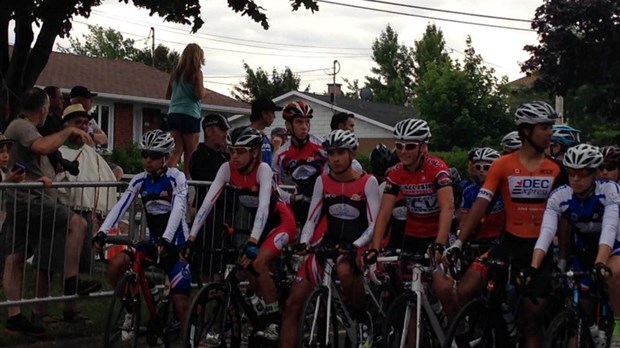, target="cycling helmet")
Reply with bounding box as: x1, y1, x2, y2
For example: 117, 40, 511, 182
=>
322, 130, 358, 151
515, 101, 560, 126
562, 144, 603, 169
552, 124, 581, 147
393, 118, 431, 142
282, 100, 313, 121
140, 130, 175, 154
370, 144, 395, 175
467, 147, 480, 162
227, 126, 263, 148
449, 167, 462, 183
501, 131, 522, 151
600, 146, 620, 165
472, 147, 500, 163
